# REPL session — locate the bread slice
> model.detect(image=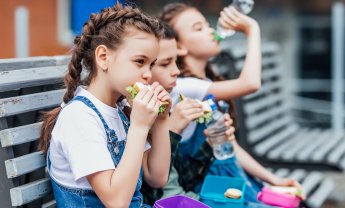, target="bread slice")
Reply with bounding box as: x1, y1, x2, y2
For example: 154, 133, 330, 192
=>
224, 188, 242, 199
